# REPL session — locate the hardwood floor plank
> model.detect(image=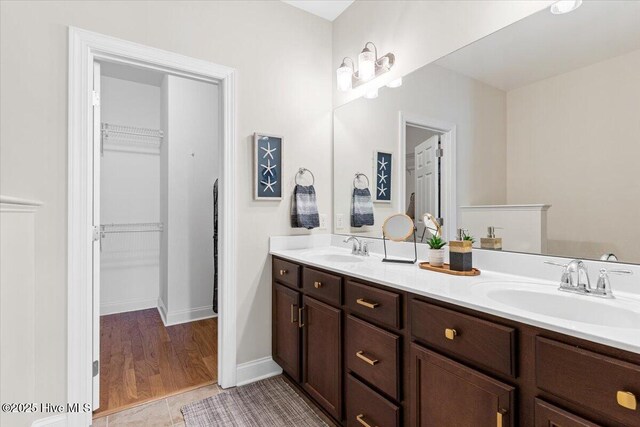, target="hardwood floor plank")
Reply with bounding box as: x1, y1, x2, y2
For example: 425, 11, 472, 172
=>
94, 309, 217, 417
